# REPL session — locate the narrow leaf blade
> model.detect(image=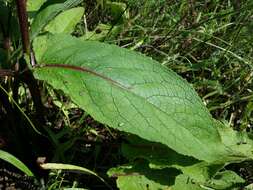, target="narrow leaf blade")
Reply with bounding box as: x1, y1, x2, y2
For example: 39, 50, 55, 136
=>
40, 163, 108, 187
0, 149, 34, 176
